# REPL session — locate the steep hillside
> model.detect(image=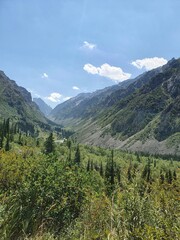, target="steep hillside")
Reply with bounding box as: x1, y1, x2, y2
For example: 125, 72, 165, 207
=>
33, 98, 52, 116
0, 70, 53, 132
50, 78, 137, 125
50, 58, 180, 155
